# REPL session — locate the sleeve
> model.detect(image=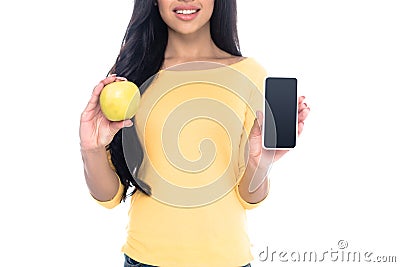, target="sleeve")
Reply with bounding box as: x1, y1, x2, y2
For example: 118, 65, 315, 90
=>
235, 58, 269, 209
235, 179, 269, 209
91, 149, 125, 209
